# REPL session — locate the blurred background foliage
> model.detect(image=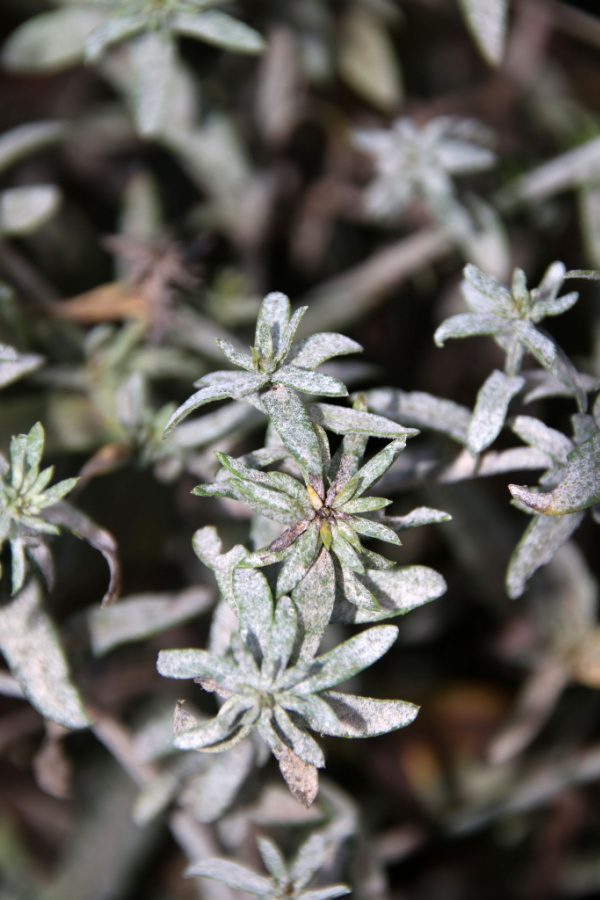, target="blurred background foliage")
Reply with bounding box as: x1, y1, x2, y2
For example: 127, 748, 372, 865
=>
2, 1, 600, 899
